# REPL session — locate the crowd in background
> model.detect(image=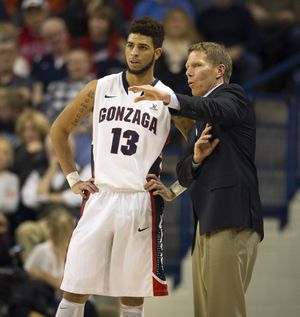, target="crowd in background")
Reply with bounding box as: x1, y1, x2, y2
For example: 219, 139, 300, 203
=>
1, 0, 300, 316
